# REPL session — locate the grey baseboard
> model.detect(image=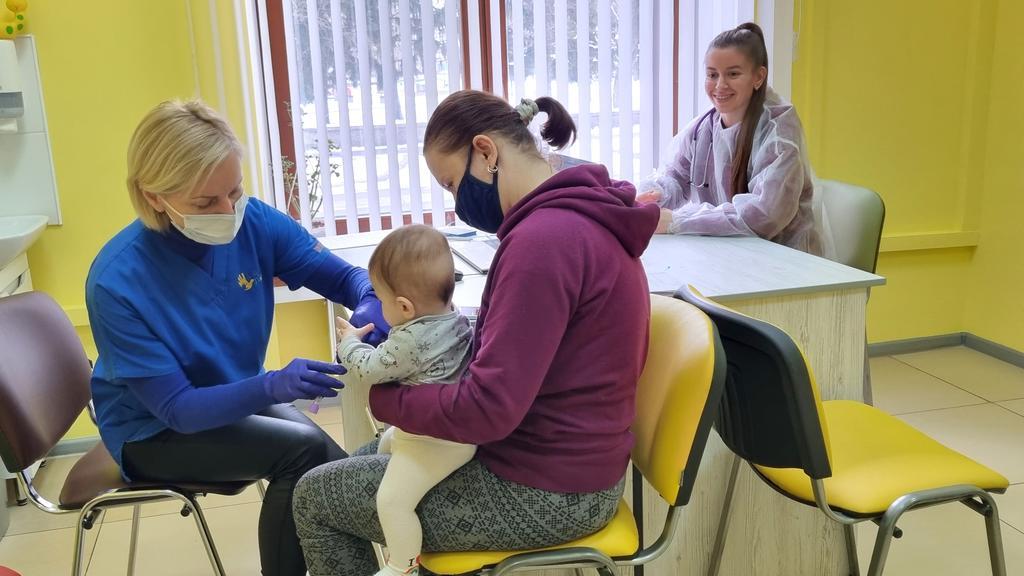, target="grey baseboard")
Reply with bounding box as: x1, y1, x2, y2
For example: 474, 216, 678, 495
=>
964, 333, 1024, 370
869, 331, 1024, 369
49, 437, 99, 458
868, 333, 966, 357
